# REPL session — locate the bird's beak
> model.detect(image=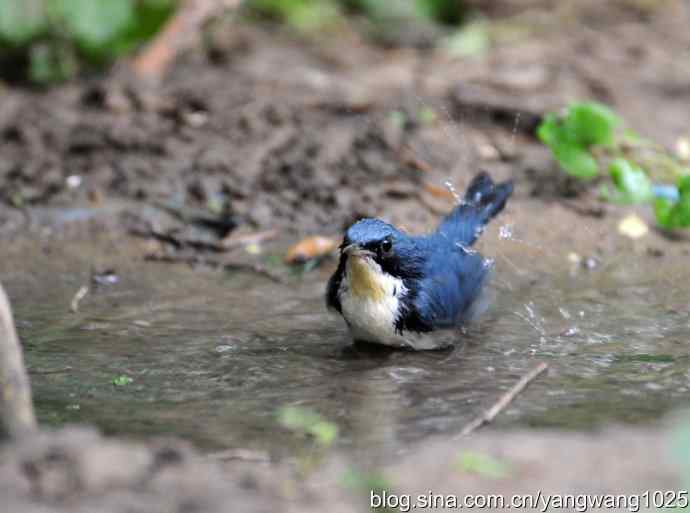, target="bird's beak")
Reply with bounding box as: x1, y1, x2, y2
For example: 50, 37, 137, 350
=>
342, 244, 374, 258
